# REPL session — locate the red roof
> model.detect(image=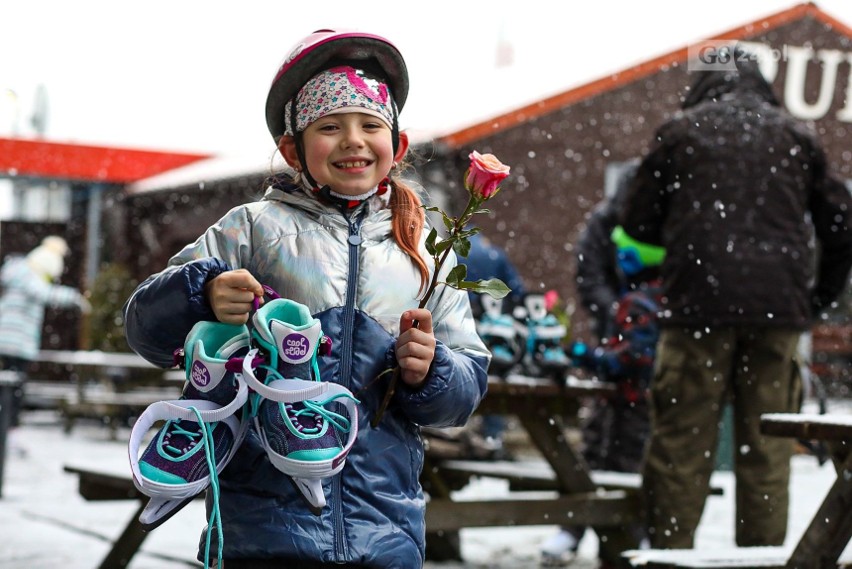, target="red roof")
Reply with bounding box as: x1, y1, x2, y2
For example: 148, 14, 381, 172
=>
439, 2, 852, 149
0, 137, 211, 184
